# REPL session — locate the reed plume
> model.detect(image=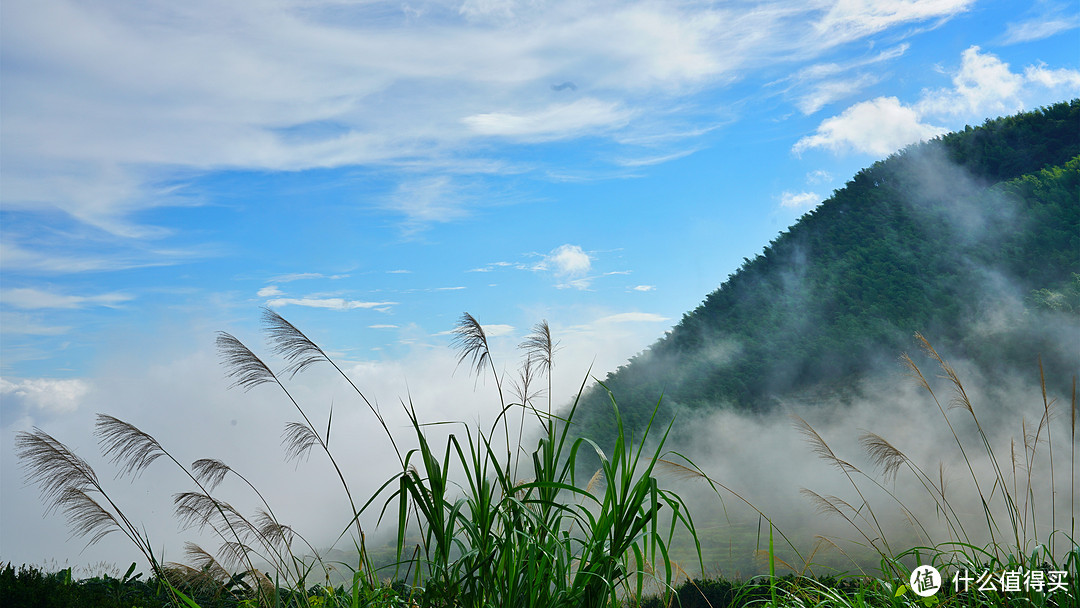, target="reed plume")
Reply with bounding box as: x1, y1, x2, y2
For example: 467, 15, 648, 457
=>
14, 428, 166, 583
